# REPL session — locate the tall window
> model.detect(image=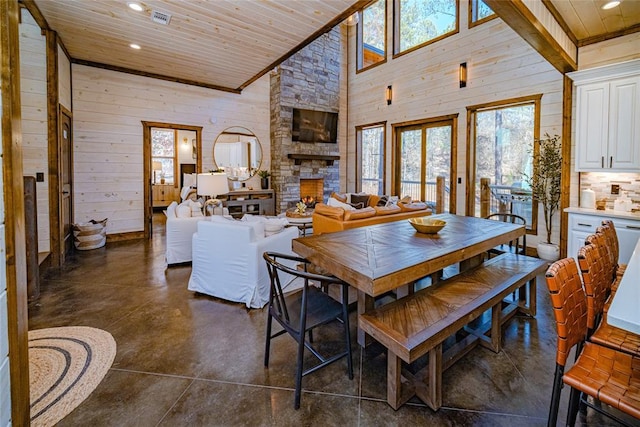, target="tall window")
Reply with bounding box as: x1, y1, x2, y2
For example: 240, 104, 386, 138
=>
151, 128, 176, 184
357, 123, 386, 194
393, 117, 455, 212
469, 0, 495, 27
395, 0, 458, 55
357, 0, 386, 71
468, 96, 541, 231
